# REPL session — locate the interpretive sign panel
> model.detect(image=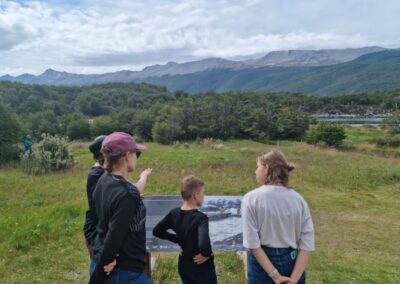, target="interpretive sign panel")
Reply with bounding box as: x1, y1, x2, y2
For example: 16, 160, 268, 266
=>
144, 196, 244, 252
